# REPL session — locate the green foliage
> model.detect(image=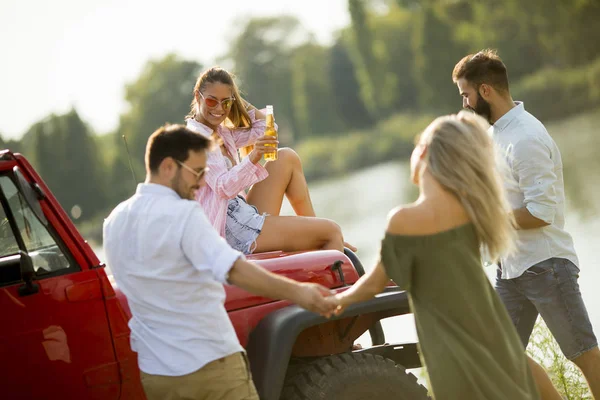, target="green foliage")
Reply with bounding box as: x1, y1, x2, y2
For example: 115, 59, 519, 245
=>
347, 0, 399, 118
329, 38, 373, 130
371, 6, 417, 112
449, 0, 600, 79
347, 0, 377, 118
108, 54, 203, 208
450, 1, 545, 81
0, 134, 23, 154
512, 0, 600, 68
411, 3, 467, 113
21, 110, 106, 220
513, 56, 600, 123
290, 43, 345, 138
118, 53, 203, 170
527, 319, 592, 399
224, 16, 308, 139
296, 112, 433, 181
